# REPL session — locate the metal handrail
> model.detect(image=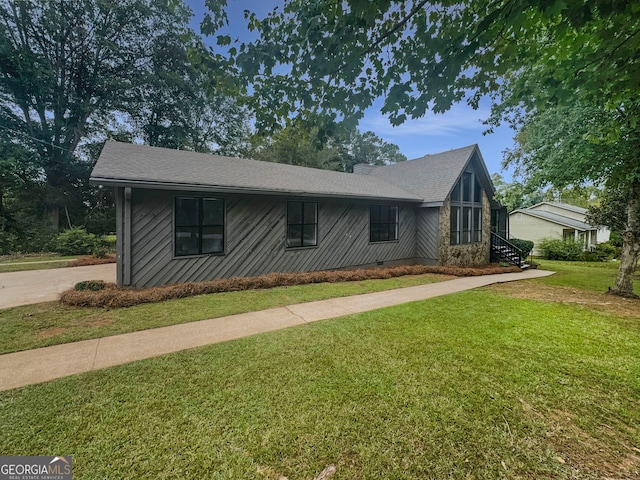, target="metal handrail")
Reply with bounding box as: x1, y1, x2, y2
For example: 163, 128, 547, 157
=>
490, 232, 524, 267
